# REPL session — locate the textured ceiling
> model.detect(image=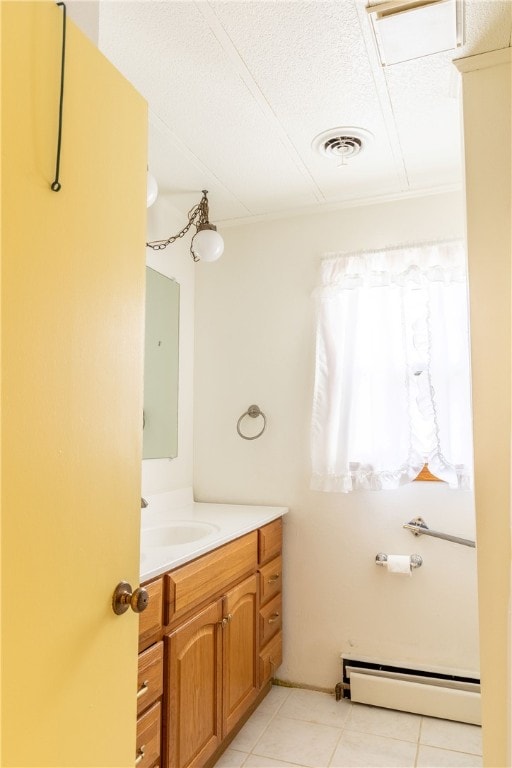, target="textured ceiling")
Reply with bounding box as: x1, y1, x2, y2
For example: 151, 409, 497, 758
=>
96, 0, 512, 224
